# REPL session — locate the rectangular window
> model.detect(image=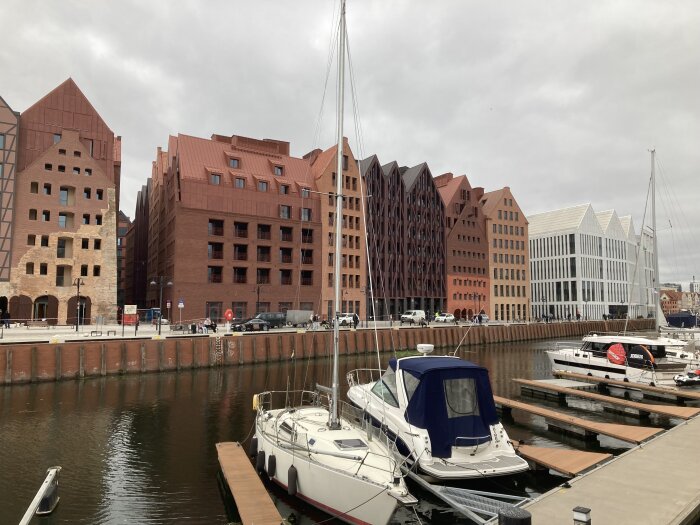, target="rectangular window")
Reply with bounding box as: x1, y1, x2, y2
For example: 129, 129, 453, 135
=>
279, 205, 291, 219
74, 150, 81, 157
26, 262, 34, 274
229, 158, 240, 169
53, 133, 61, 144
301, 188, 310, 198
0, 134, 4, 149
96, 215, 102, 225
83, 214, 90, 225
42, 210, 50, 221
257, 268, 271, 284
280, 226, 293, 242
257, 224, 271, 240
81, 238, 89, 249
83, 188, 91, 199
93, 265, 101, 277
85, 168, 92, 176
45, 163, 52, 171
30, 182, 38, 193
210, 173, 221, 185
280, 185, 290, 195
81, 264, 88, 277
95, 188, 102, 199
27, 234, 36, 245
301, 208, 312, 221
94, 239, 101, 250
274, 166, 283, 176
280, 269, 293, 285
233, 267, 247, 283
208, 242, 224, 260
258, 180, 268, 191
302, 228, 313, 244
57, 238, 67, 258
40, 263, 48, 275
234, 178, 245, 188
58, 165, 65, 173
208, 266, 223, 283
55, 266, 66, 287
73, 167, 80, 175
